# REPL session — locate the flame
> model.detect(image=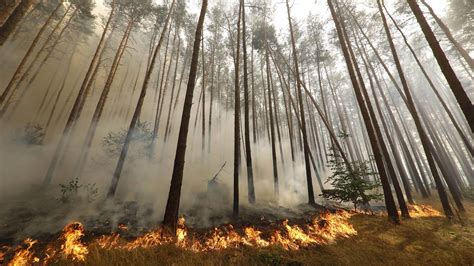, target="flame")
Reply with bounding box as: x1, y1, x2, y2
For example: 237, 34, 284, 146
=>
408, 204, 442, 217
60, 222, 88, 261
97, 234, 121, 249
243, 227, 269, 247
94, 211, 356, 252
7, 239, 38, 266
176, 217, 188, 248
3, 211, 358, 264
